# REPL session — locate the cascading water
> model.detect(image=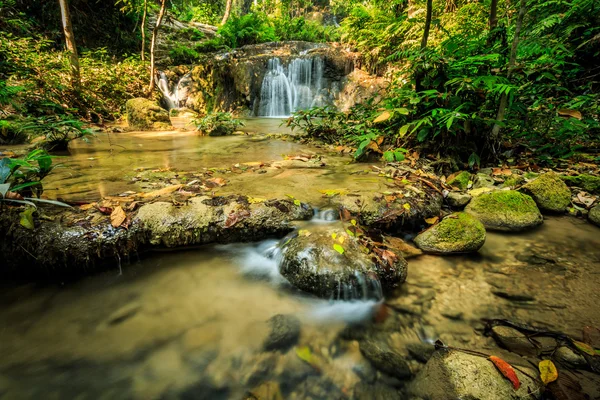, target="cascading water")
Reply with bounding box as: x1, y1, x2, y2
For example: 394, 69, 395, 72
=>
157, 72, 192, 111
258, 57, 327, 117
